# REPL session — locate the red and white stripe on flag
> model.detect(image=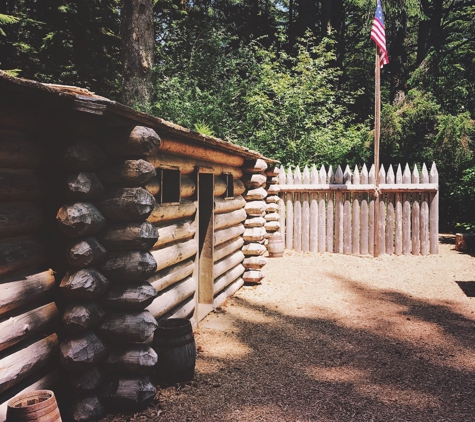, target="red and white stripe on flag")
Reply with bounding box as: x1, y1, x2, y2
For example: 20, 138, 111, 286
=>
371, 0, 389, 67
